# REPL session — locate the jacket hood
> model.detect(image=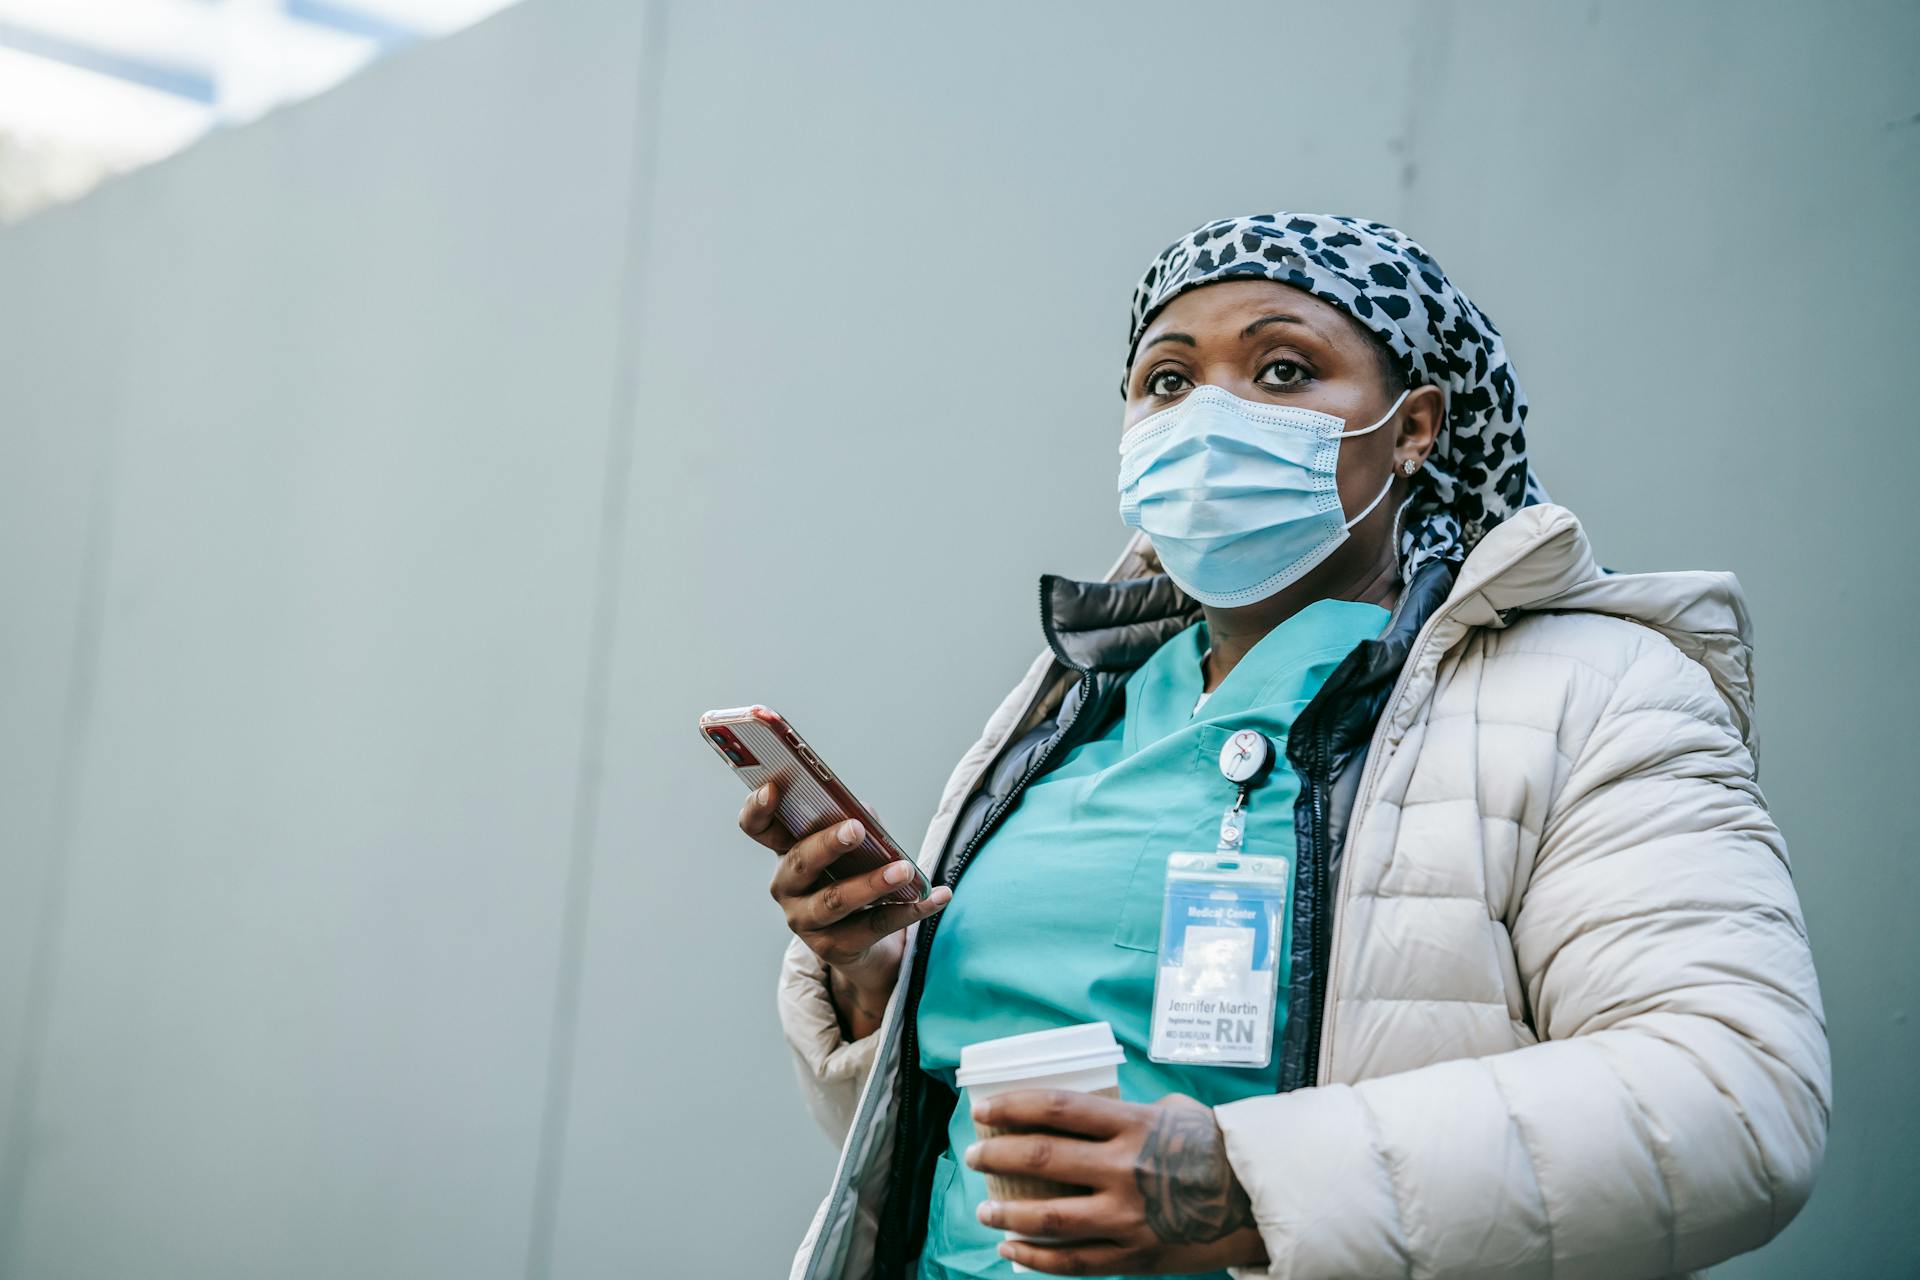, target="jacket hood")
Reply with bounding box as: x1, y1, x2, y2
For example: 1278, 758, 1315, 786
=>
1106, 504, 1758, 753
